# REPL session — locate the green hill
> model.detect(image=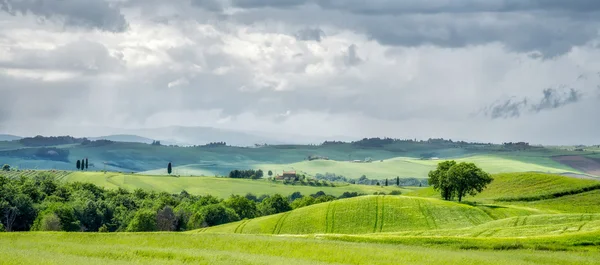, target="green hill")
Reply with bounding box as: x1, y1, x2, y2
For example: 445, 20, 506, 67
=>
62, 172, 408, 198
201, 195, 494, 234
257, 155, 581, 180
408, 172, 600, 202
